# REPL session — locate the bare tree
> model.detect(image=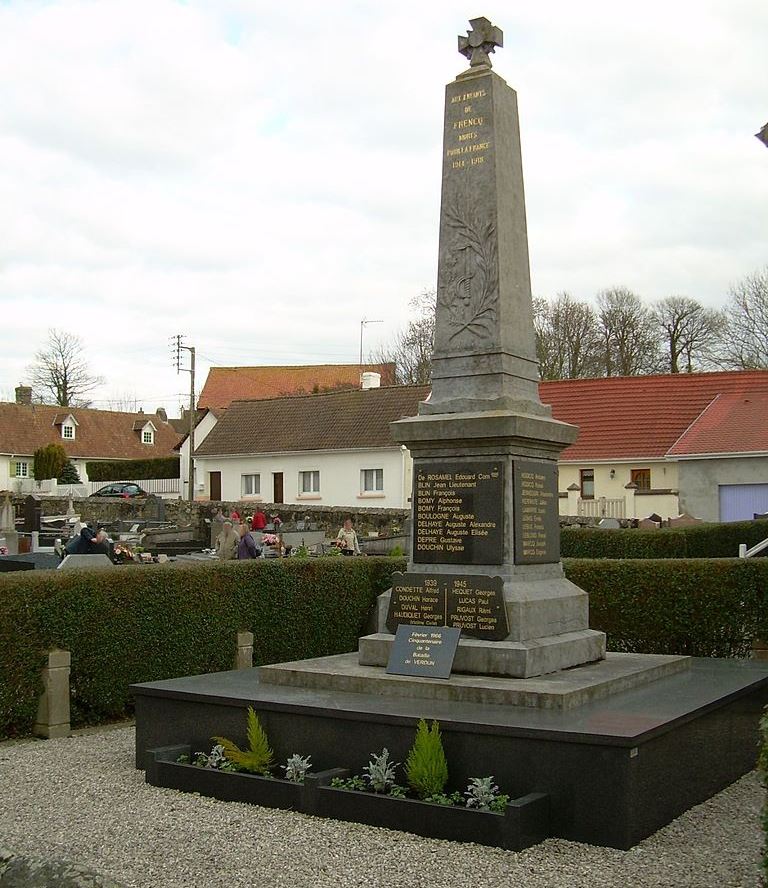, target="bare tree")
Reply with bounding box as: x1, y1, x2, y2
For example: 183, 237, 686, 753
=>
534, 292, 600, 380
105, 393, 142, 412
27, 329, 104, 407
653, 295, 726, 373
373, 290, 435, 384
718, 268, 768, 369
596, 287, 661, 376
